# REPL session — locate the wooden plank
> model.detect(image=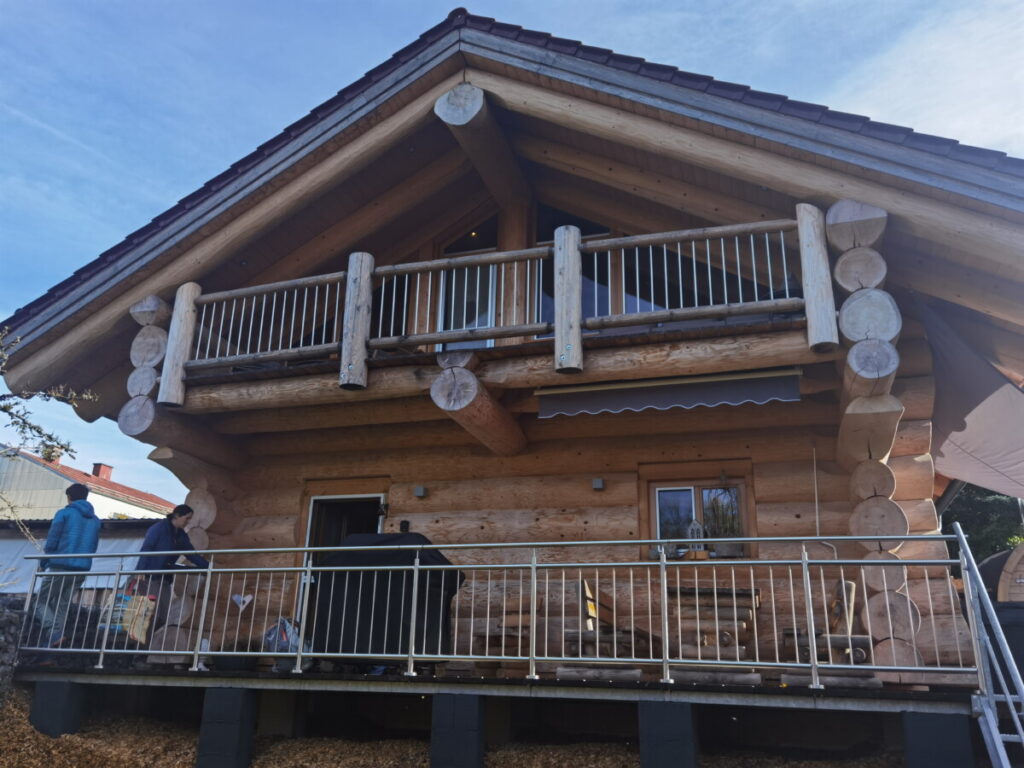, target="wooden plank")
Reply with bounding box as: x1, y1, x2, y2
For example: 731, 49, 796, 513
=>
211, 396, 440, 434
891, 376, 935, 420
